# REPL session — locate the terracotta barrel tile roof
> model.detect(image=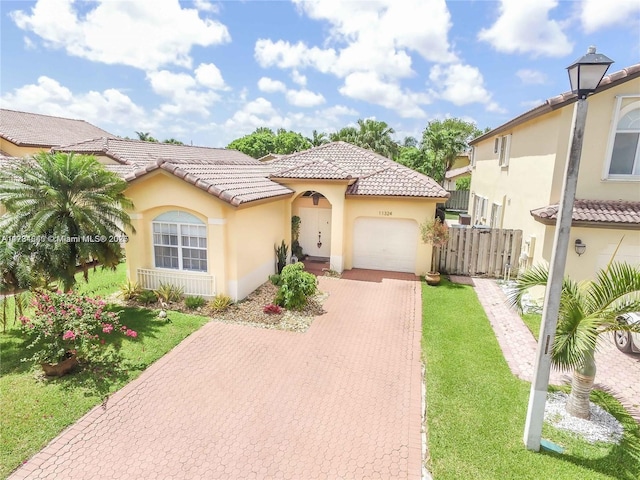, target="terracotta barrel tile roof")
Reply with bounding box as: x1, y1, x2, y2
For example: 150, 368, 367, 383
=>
531, 199, 640, 227
0, 109, 116, 147
269, 141, 448, 198
54, 137, 259, 166
124, 160, 293, 207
